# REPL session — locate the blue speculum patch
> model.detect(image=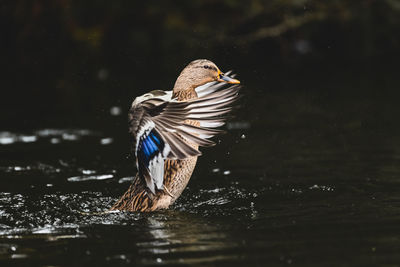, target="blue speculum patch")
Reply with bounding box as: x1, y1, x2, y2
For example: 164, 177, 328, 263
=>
138, 130, 164, 167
